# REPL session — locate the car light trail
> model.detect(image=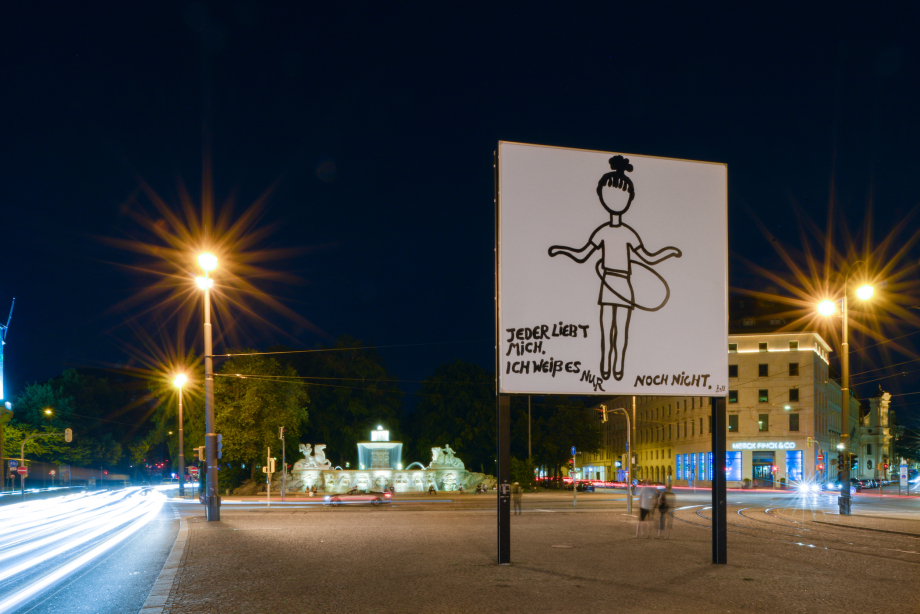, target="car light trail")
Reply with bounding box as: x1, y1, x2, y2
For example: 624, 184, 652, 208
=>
0, 489, 165, 614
